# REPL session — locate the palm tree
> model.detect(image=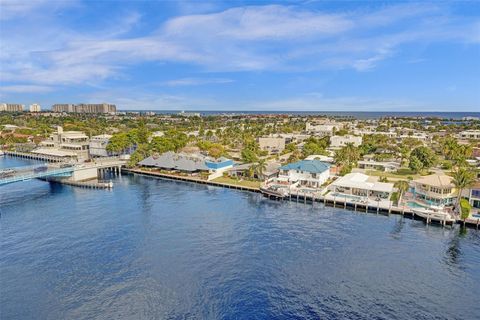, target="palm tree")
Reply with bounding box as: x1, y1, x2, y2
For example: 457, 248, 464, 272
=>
394, 180, 409, 206
452, 167, 475, 213
255, 158, 267, 180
